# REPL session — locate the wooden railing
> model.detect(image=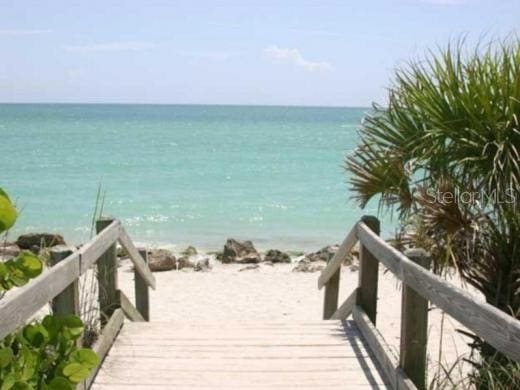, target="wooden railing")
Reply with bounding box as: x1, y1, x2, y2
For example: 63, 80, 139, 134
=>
318, 215, 520, 390
0, 217, 156, 389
